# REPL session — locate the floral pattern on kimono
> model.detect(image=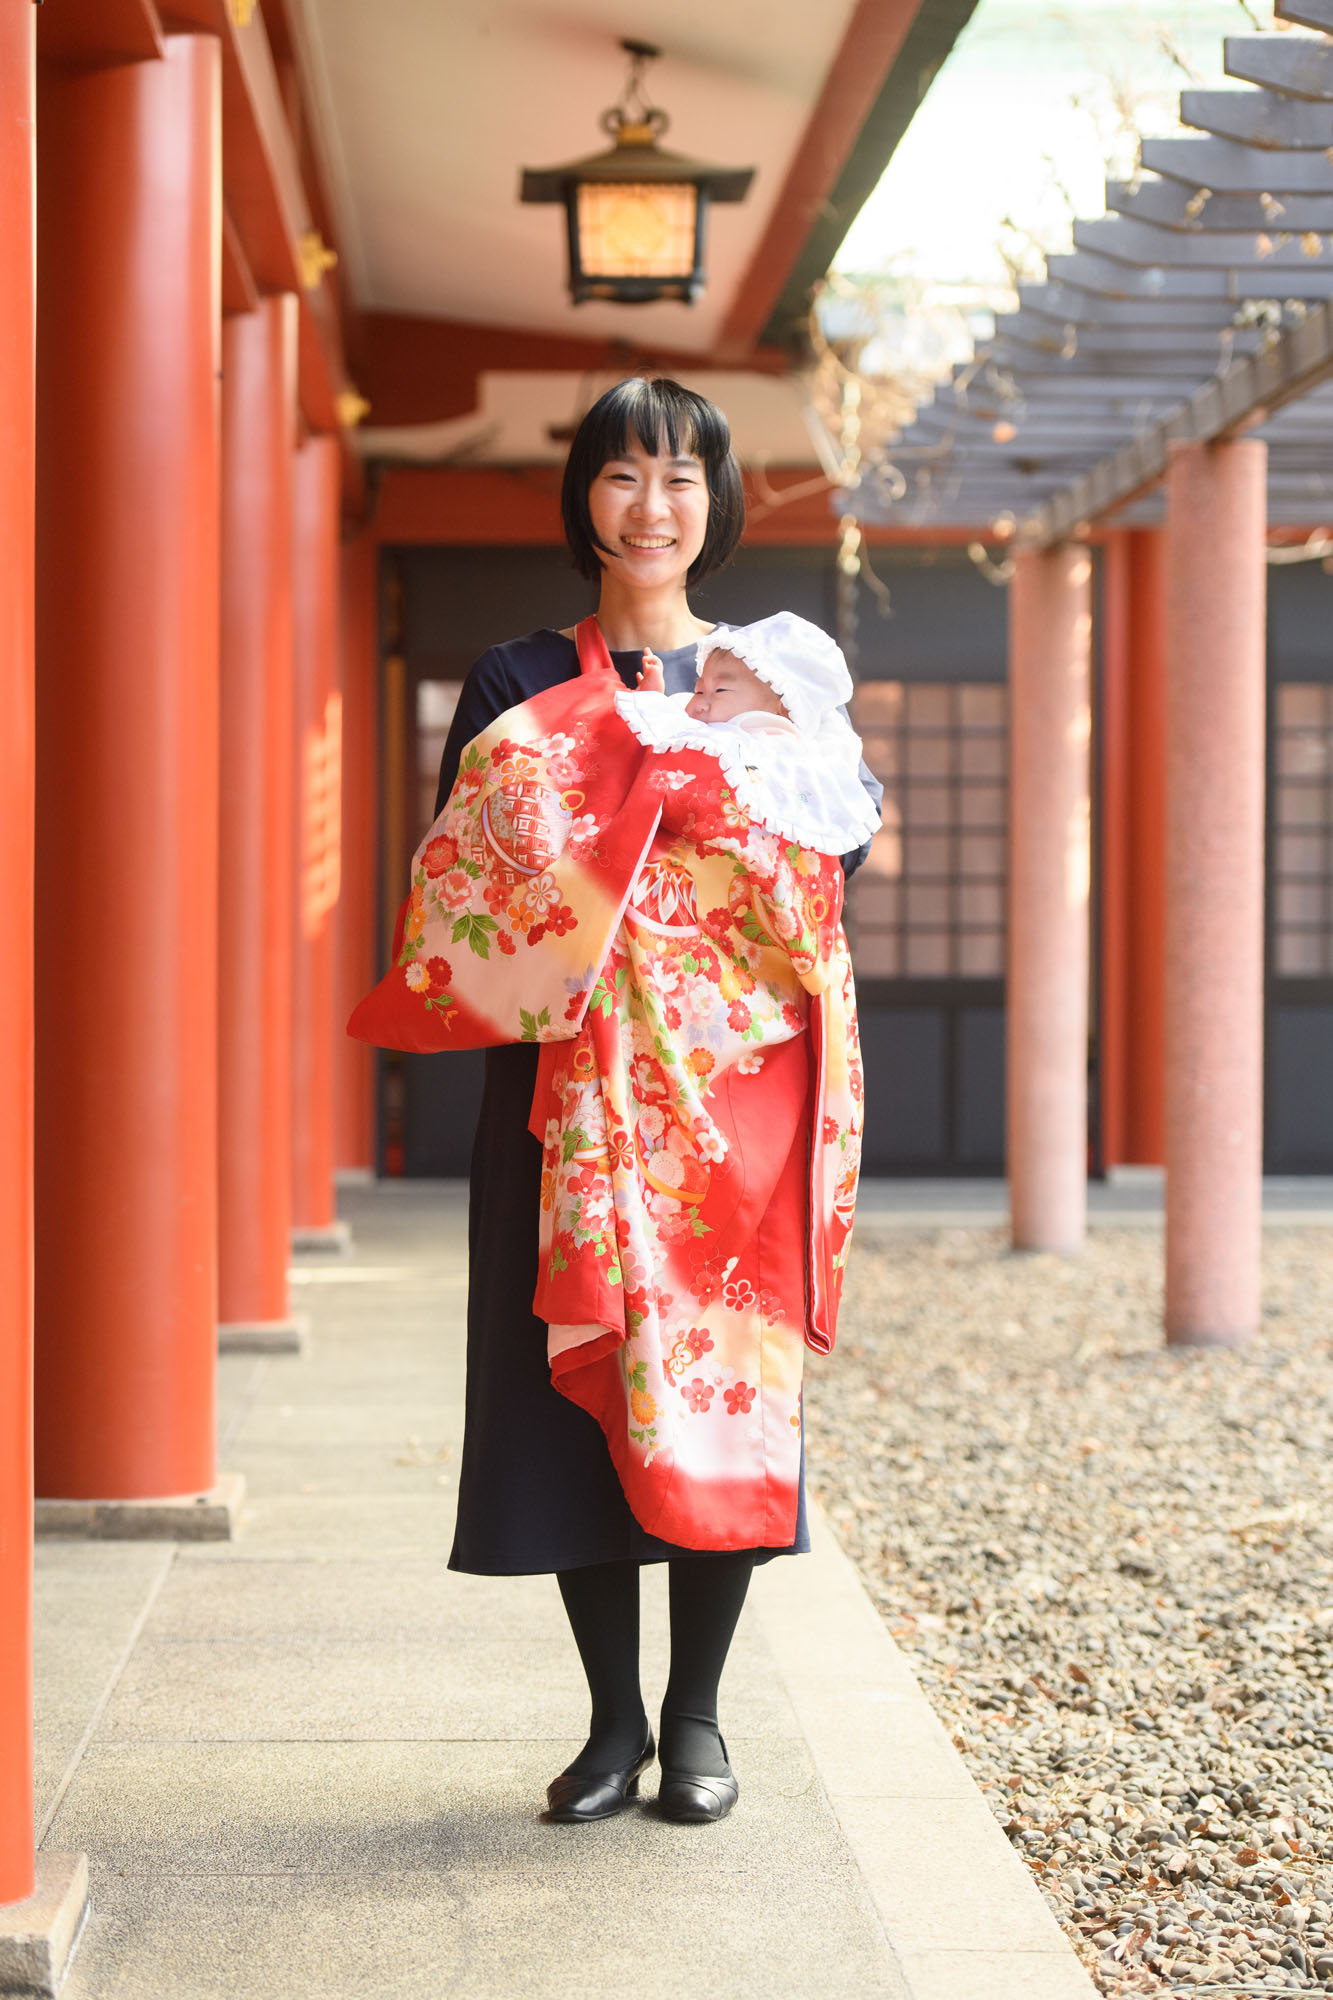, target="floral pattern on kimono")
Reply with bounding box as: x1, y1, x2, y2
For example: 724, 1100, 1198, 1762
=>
530, 748, 863, 1552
